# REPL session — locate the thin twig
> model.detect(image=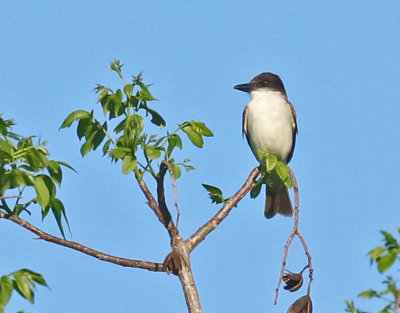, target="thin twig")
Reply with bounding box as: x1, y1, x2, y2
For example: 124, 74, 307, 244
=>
274, 170, 313, 304
186, 167, 260, 251
274, 210, 298, 305
0, 211, 164, 272
161, 160, 181, 228
0, 195, 22, 200
297, 230, 313, 296
290, 170, 299, 210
